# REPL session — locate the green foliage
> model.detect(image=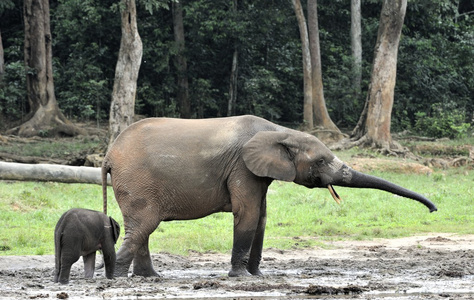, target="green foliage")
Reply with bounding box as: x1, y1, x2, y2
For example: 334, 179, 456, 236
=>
393, 0, 474, 133
414, 104, 471, 138
51, 0, 120, 121
0, 60, 26, 125
1, 0, 472, 135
